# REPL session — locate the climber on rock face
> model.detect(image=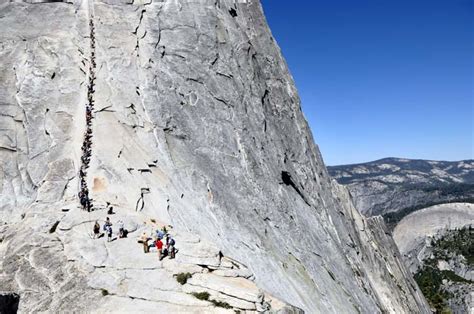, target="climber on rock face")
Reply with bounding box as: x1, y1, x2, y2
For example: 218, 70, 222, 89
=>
79, 191, 90, 211
81, 155, 89, 164
79, 195, 86, 208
